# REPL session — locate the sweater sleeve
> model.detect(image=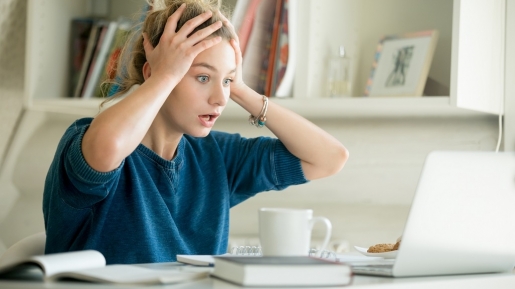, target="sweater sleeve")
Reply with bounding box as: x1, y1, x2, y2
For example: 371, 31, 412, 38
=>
209, 132, 308, 206
49, 118, 124, 208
